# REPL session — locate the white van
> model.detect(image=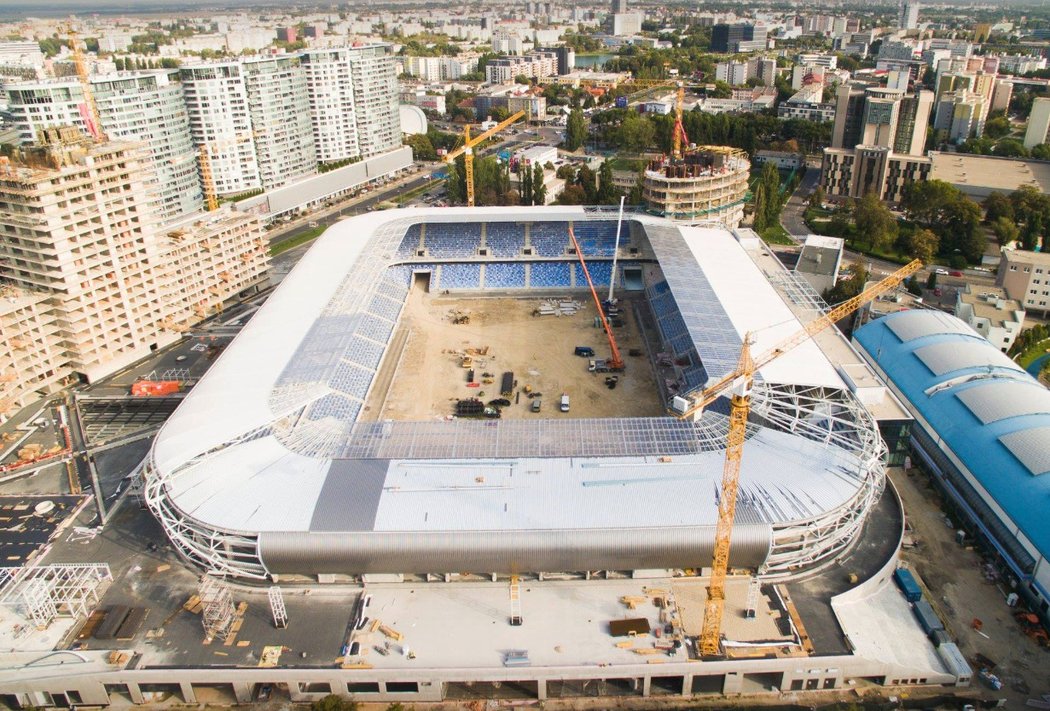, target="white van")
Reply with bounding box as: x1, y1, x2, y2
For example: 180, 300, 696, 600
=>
560, 393, 570, 412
